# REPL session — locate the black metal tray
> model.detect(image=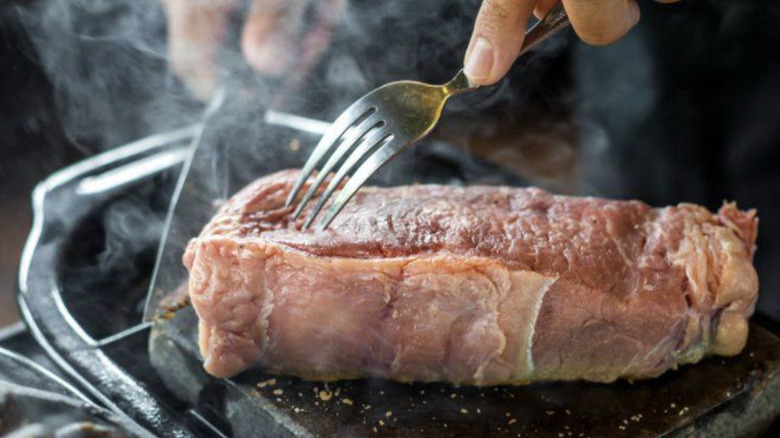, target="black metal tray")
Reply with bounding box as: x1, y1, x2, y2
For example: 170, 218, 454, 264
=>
0, 339, 150, 437
16, 130, 206, 436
